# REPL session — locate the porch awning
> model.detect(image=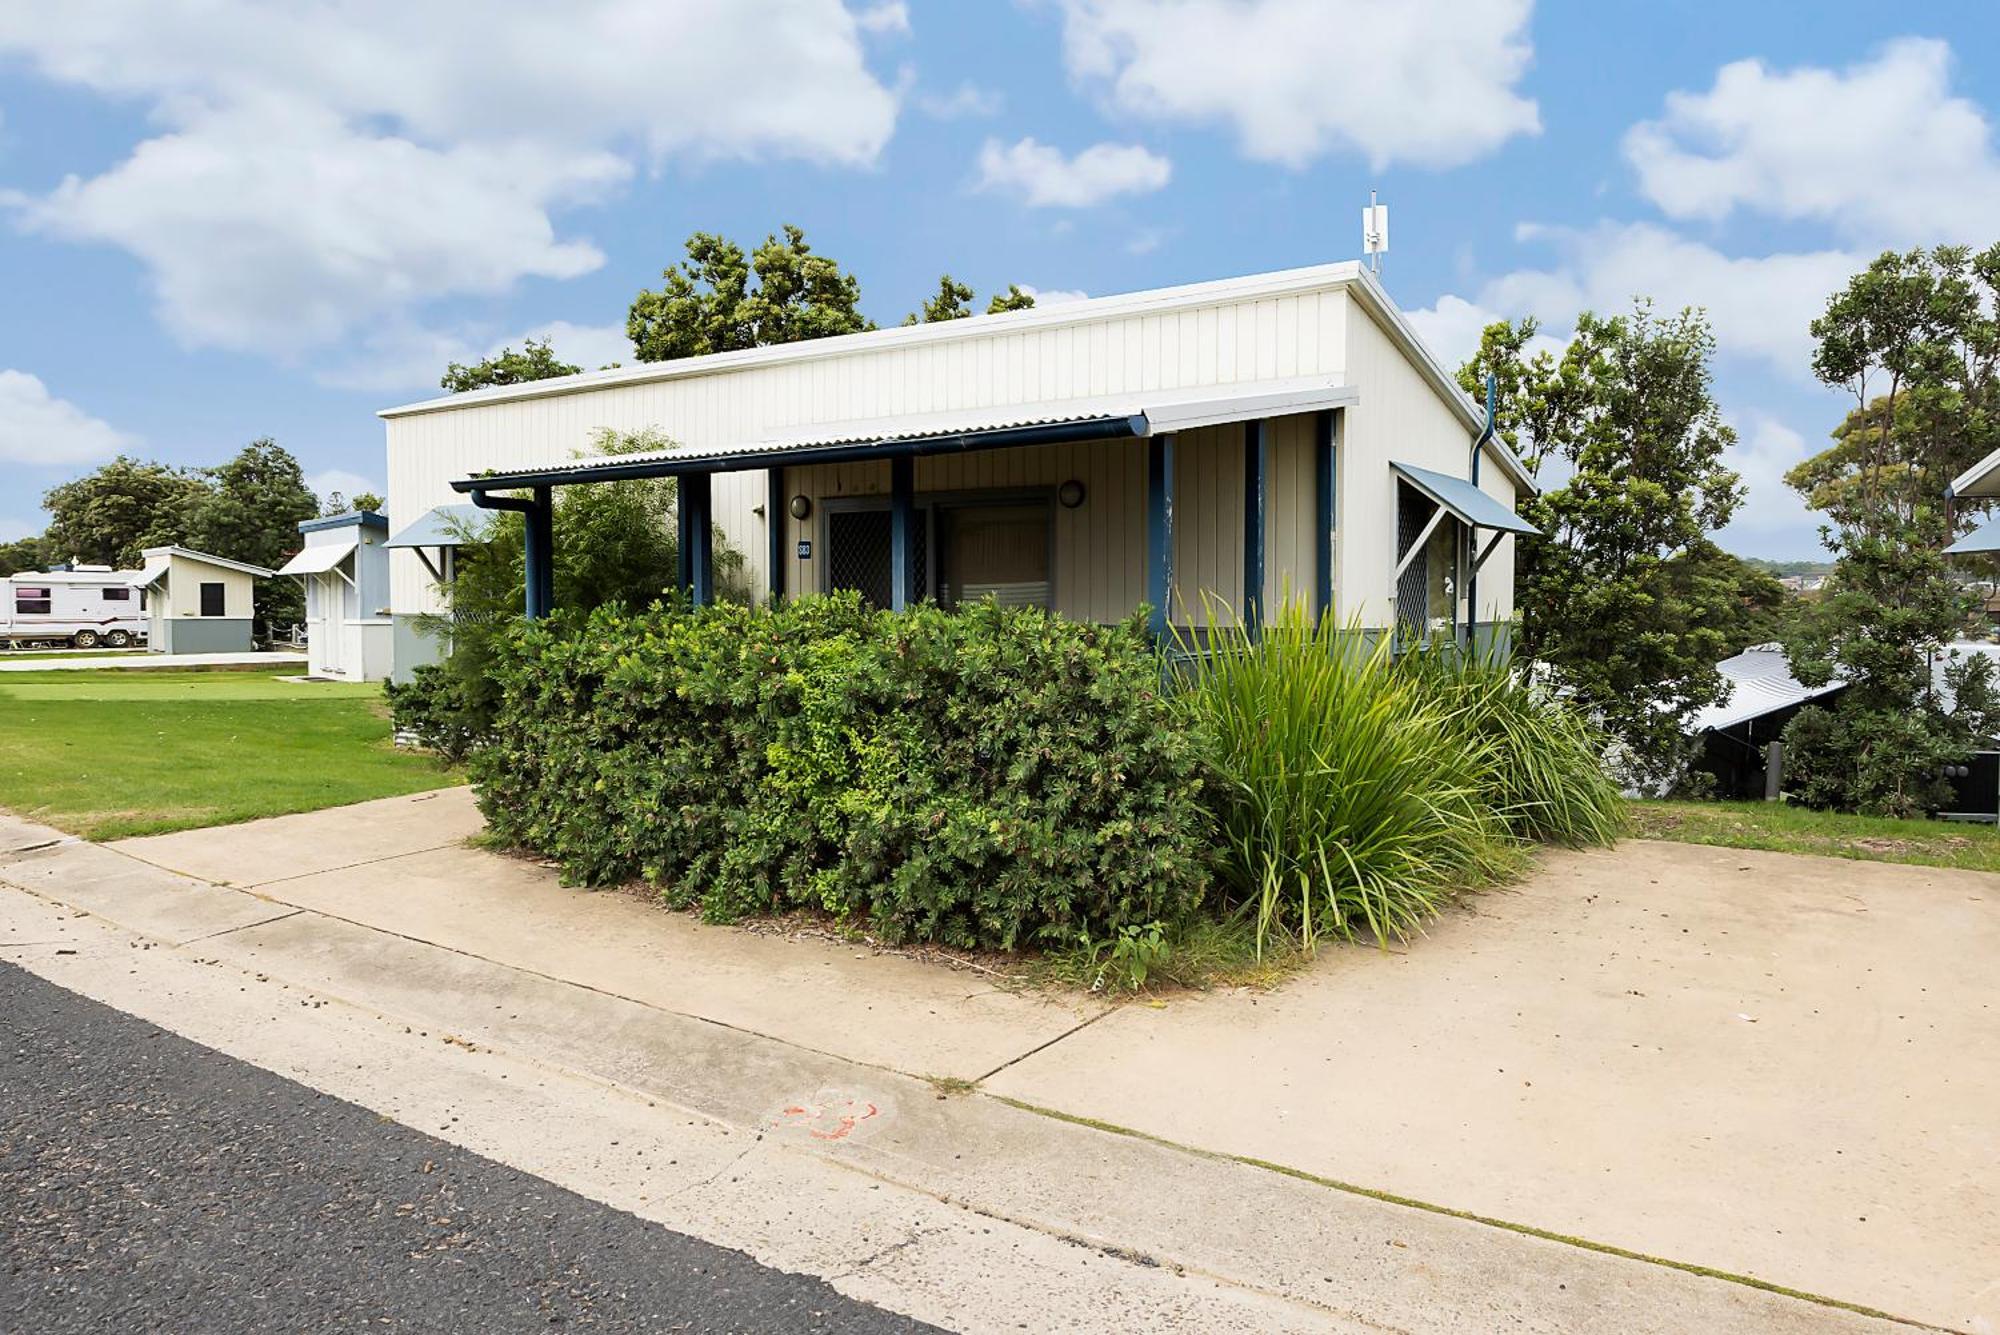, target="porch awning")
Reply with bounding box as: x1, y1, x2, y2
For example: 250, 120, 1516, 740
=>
449, 377, 1363, 494
1950, 446, 2000, 499
386, 504, 488, 548
276, 539, 358, 577
1391, 461, 1540, 535
1945, 518, 2000, 555
129, 554, 170, 588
